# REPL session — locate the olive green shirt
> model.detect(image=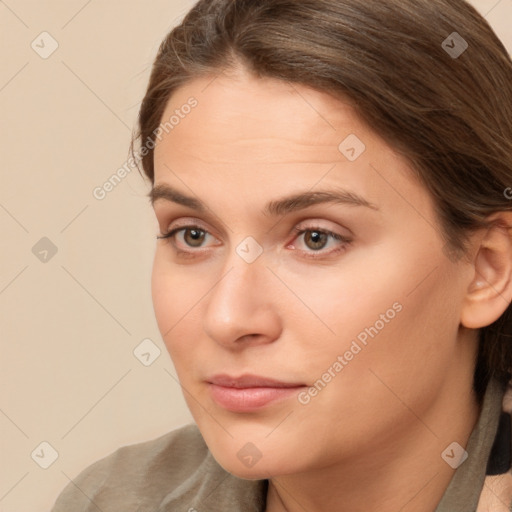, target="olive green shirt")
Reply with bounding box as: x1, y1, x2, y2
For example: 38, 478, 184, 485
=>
51, 377, 508, 512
